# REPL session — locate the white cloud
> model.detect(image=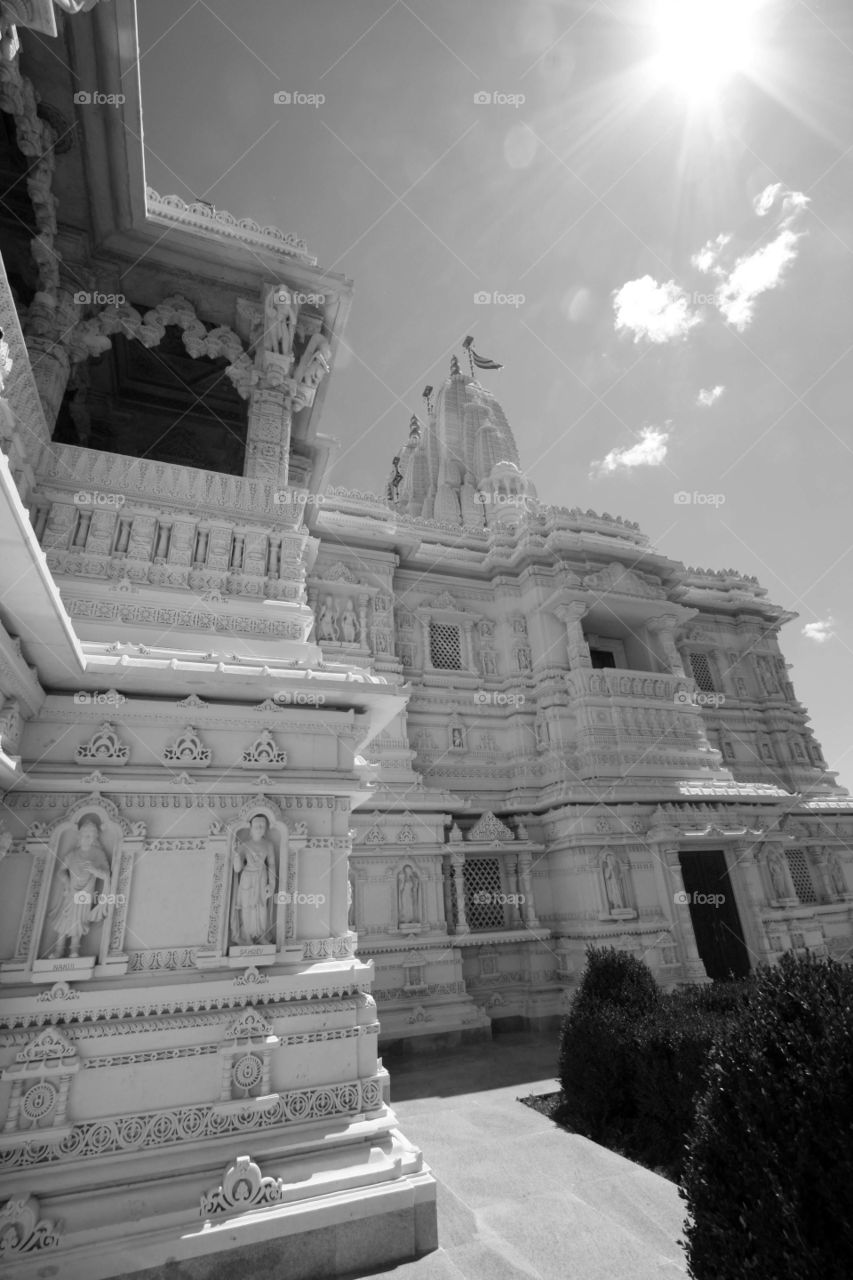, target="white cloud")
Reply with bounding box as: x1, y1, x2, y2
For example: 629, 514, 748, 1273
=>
802, 617, 835, 644
692, 234, 730, 274
692, 186, 810, 331
716, 229, 802, 330
591, 426, 669, 477
612, 276, 700, 344
697, 385, 724, 407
